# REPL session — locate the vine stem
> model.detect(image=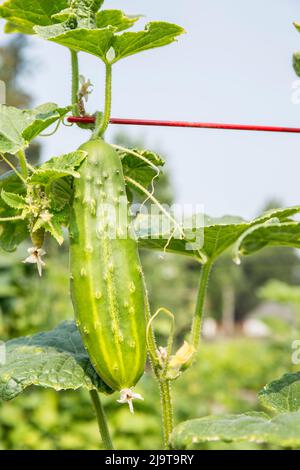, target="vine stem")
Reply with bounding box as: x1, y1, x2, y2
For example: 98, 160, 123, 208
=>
159, 379, 174, 449
145, 300, 174, 449
89, 390, 114, 450
191, 261, 213, 350
70, 49, 79, 116
16, 150, 28, 179
93, 63, 112, 139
